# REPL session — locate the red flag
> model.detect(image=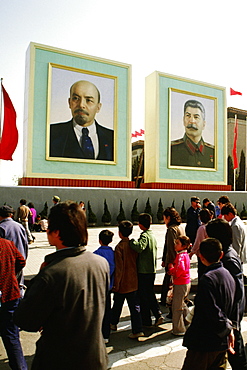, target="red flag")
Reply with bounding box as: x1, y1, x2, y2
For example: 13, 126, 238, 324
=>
230, 88, 242, 96
140, 129, 145, 135
0, 85, 18, 160
135, 131, 142, 137
232, 115, 238, 169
